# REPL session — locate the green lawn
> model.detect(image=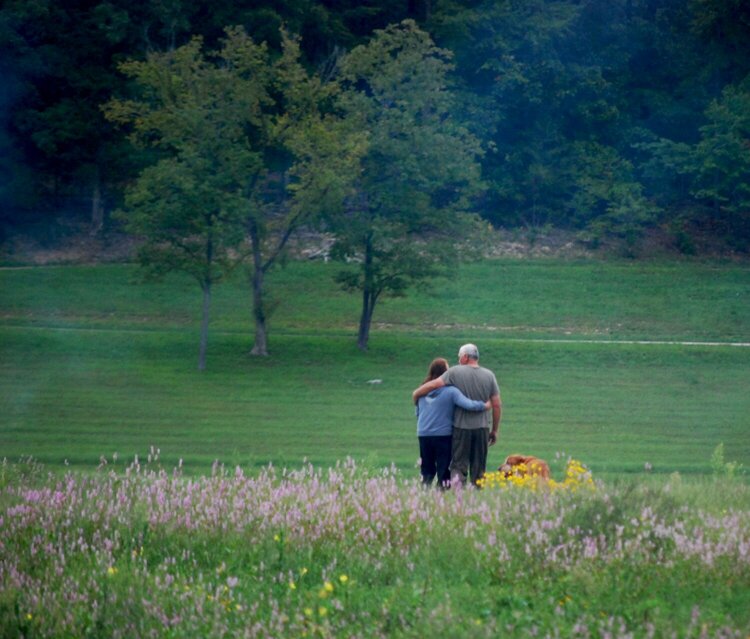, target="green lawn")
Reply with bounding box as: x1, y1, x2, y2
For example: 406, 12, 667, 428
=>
4, 259, 750, 339
1, 259, 748, 476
